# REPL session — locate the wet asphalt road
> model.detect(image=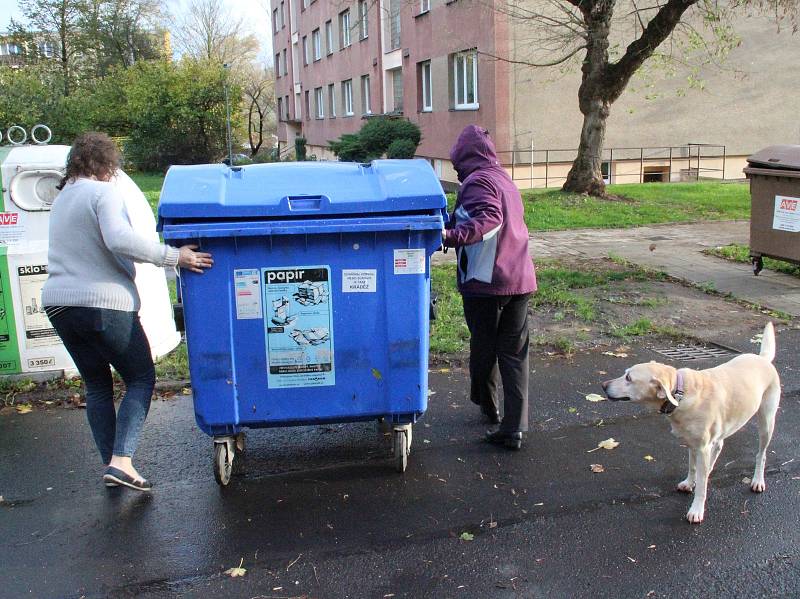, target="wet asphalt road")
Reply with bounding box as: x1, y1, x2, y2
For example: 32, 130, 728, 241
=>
1, 325, 799, 599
